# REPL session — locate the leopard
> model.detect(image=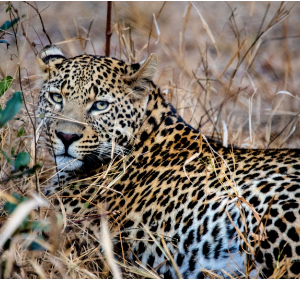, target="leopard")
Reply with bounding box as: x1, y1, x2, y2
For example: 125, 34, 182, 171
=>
37, 44, 300, 278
